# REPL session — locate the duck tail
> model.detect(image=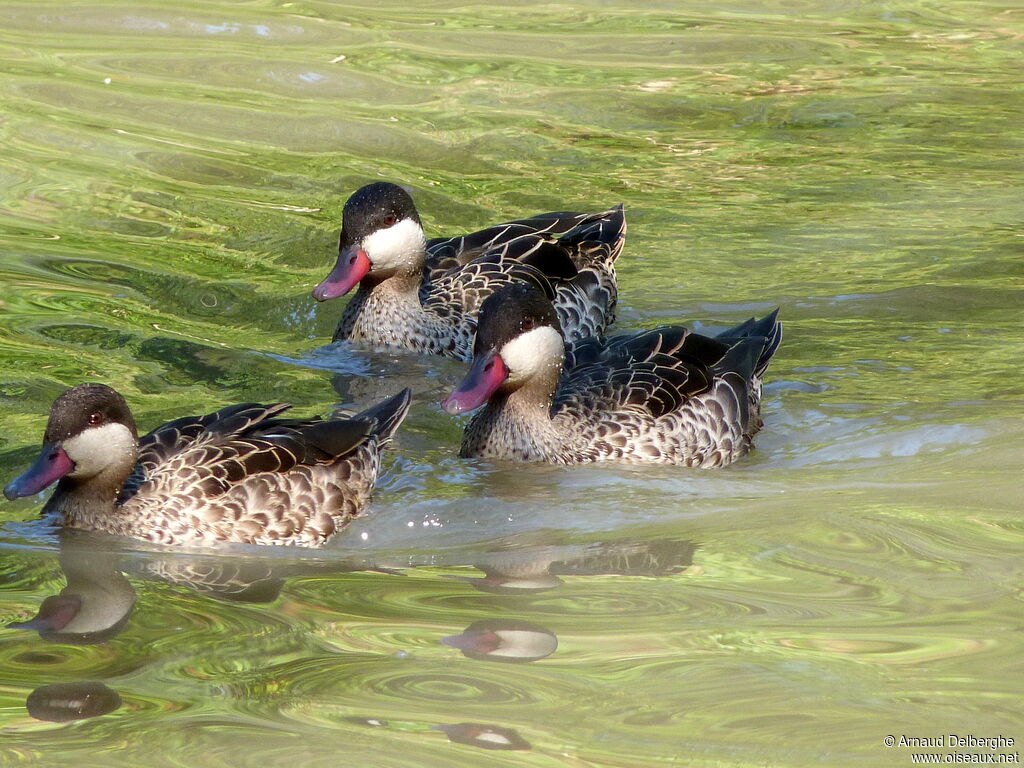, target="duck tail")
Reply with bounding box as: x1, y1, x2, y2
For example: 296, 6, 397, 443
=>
608, 203, 626, 264
714, 309, 782, 380
354, 388, 413, 443
515, 240, 579, 281
555, 203, 626, 267
590, 203, 626, 265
